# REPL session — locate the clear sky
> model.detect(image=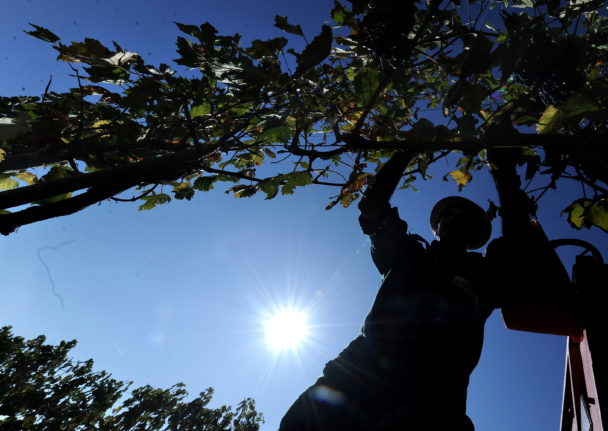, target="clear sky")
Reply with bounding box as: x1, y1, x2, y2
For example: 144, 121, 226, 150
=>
1, 1, 607, 430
